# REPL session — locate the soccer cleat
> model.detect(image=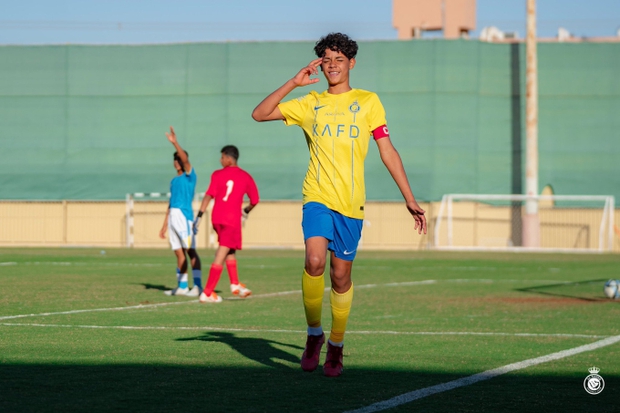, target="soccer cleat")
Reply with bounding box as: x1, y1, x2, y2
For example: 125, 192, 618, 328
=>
300, 333, 325, 372
323, 342, 344, 377
199, 291, 223, 303
164, 287, 189, 296
230, 283, 252, 298
185, 285, 202, 297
